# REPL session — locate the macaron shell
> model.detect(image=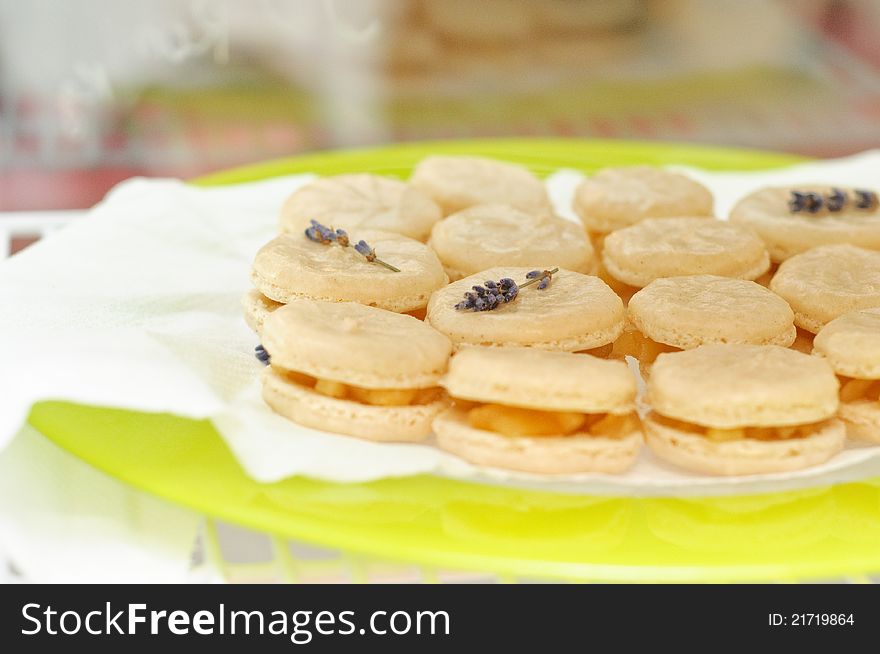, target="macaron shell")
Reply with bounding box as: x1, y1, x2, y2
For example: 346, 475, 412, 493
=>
648, 344, 840, 428
429, 203, 595, 279
424, 0, 532, 42
242, 289, 282, 335
628, 275, 796, 350
410, 156, 552, 216
730, 186, 880, 262
812, 308, 880, 379
769, 244, 880, 334
279, 174, 442, 242
602, 217, 770, 288
572, 166, 713, 233
251, 229, 448, 313
442, 346, 636, 413
426, 267, 625, 351
263, 367, 448, 442
839, 400, 880, 443
644, 415, 845, 475
261, 299, 453, 389
433, 407, 642, 474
